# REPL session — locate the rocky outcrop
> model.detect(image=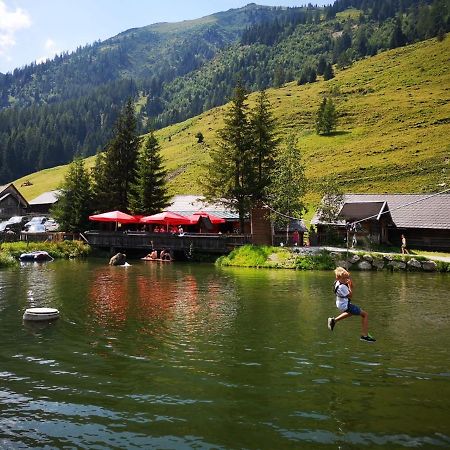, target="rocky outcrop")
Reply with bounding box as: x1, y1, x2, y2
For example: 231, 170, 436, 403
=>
331, 252, 439, 272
